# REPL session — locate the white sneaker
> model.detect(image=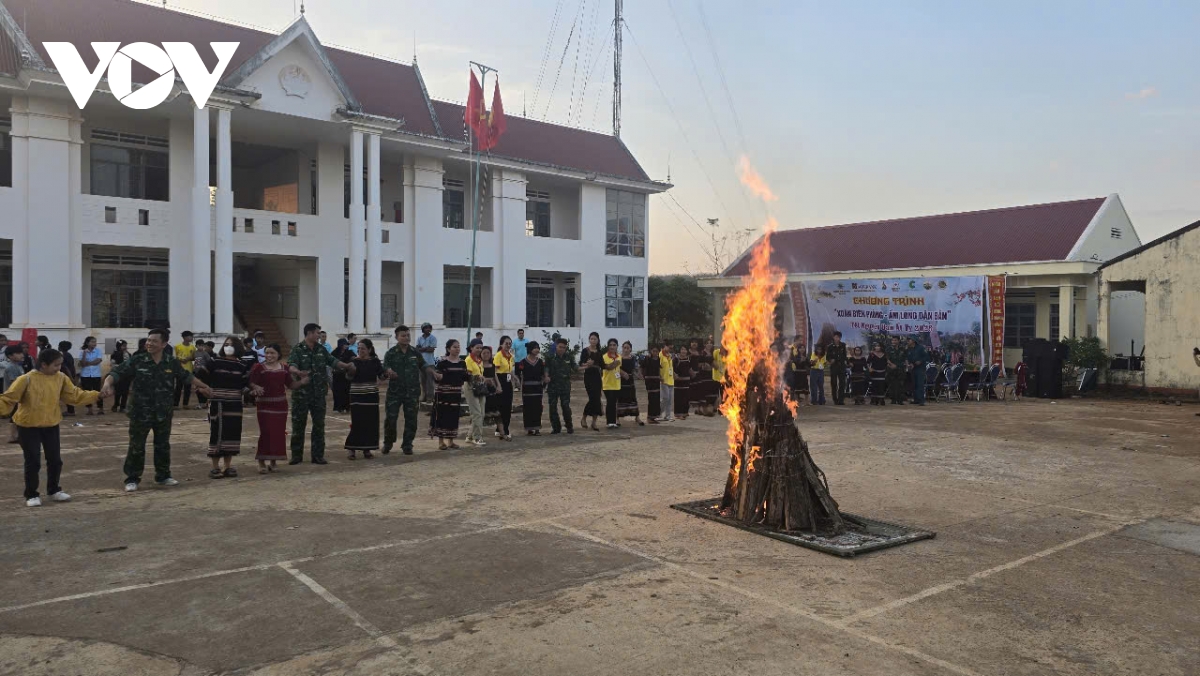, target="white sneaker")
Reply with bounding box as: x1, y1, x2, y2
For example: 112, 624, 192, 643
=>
50, 491, 71, 502
25, 496, 41, 507
155, 478, 179, 487
470, 438, 486, 447
124, 482, 138, 492
607, 423, 618, 429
